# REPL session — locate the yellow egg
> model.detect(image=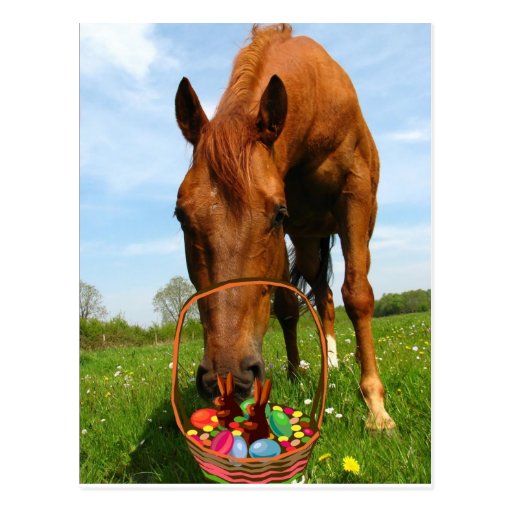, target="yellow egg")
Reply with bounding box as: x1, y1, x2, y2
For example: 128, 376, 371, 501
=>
186, 429, 198, 436
203, 425, 213, 432
278, 436, 289, 442
291, 425, 302, 432
292, 411, 303, 418
232, 429, 242, 436
294, 431, 304, 439
272, 405, 283, 411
